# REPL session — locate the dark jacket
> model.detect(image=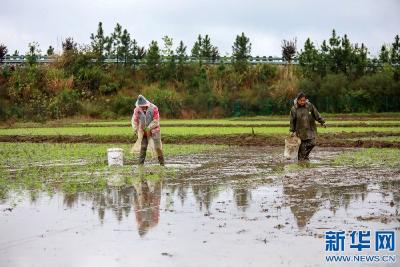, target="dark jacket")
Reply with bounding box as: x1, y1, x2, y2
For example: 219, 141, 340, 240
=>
290, 99, 325, 140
